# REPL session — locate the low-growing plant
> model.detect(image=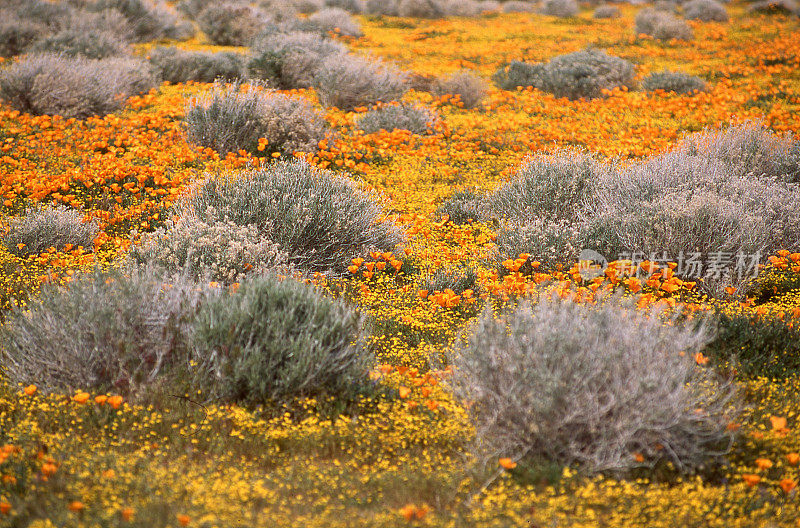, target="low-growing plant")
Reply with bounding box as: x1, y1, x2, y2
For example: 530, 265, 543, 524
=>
492, 60, 544, 91
502, 1, 535, 12
533, 48, 635, 100
31, 29, 129, 59
702, 309, 800, 379
486, 150, 603, 224
88, 0, 182, 42
364, 0, 400, 15
2, 205, 99, 258
355, 103, 437, 135
179, 159, 403, 274
640, 70, 708, 94
449, 296, 738, 474
306, 7, 363, 37
397, 0, 447, 17
191, 274, 374, 406
437, 188, 486, 224
492, 50, 635, 100
184, 81, 330, 156
486, 151, 605, 266
433, 70, 487, 109
635, 8, 693, 41
0, 14, 48, 58
0, 267, 210, 398
324, 0, 365, 12
443, 0, 483, 16
197, 3, 263, 45
64, 7, 136, 42
540, 0, 579, 17
593, 4, 621, 18
14, 0, 73, 29
0, 54, 156, 119
495, 218, 585, 268
128, 218, 291, 284
675, 121, 800, 183
313, 54, 408, 111
683, 0, 729, 21
420, 264, 479, 295
294, 0, 324, 13
148, 47, 247, 84
586, 148, 800, 294
748, 0, 799, 14
248, 31, 346, 89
